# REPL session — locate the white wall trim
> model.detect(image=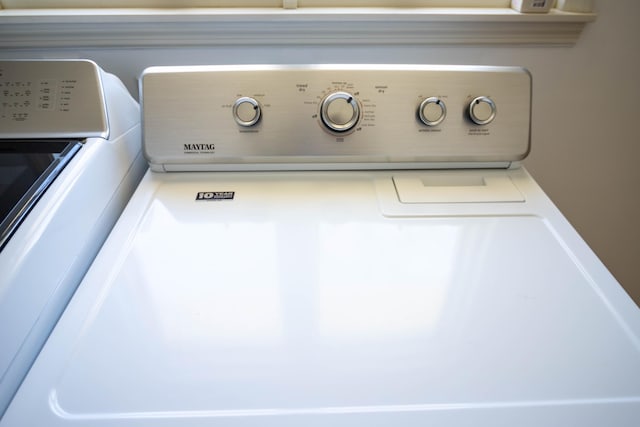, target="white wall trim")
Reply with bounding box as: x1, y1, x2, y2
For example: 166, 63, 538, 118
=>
0, 8, 597, 48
